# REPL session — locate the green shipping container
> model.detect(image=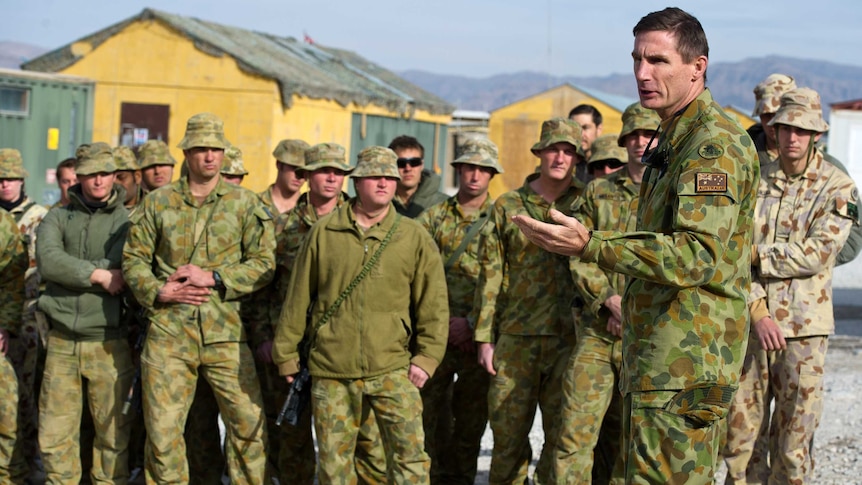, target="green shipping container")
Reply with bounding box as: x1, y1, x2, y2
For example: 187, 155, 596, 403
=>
0, 68, 94, 205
